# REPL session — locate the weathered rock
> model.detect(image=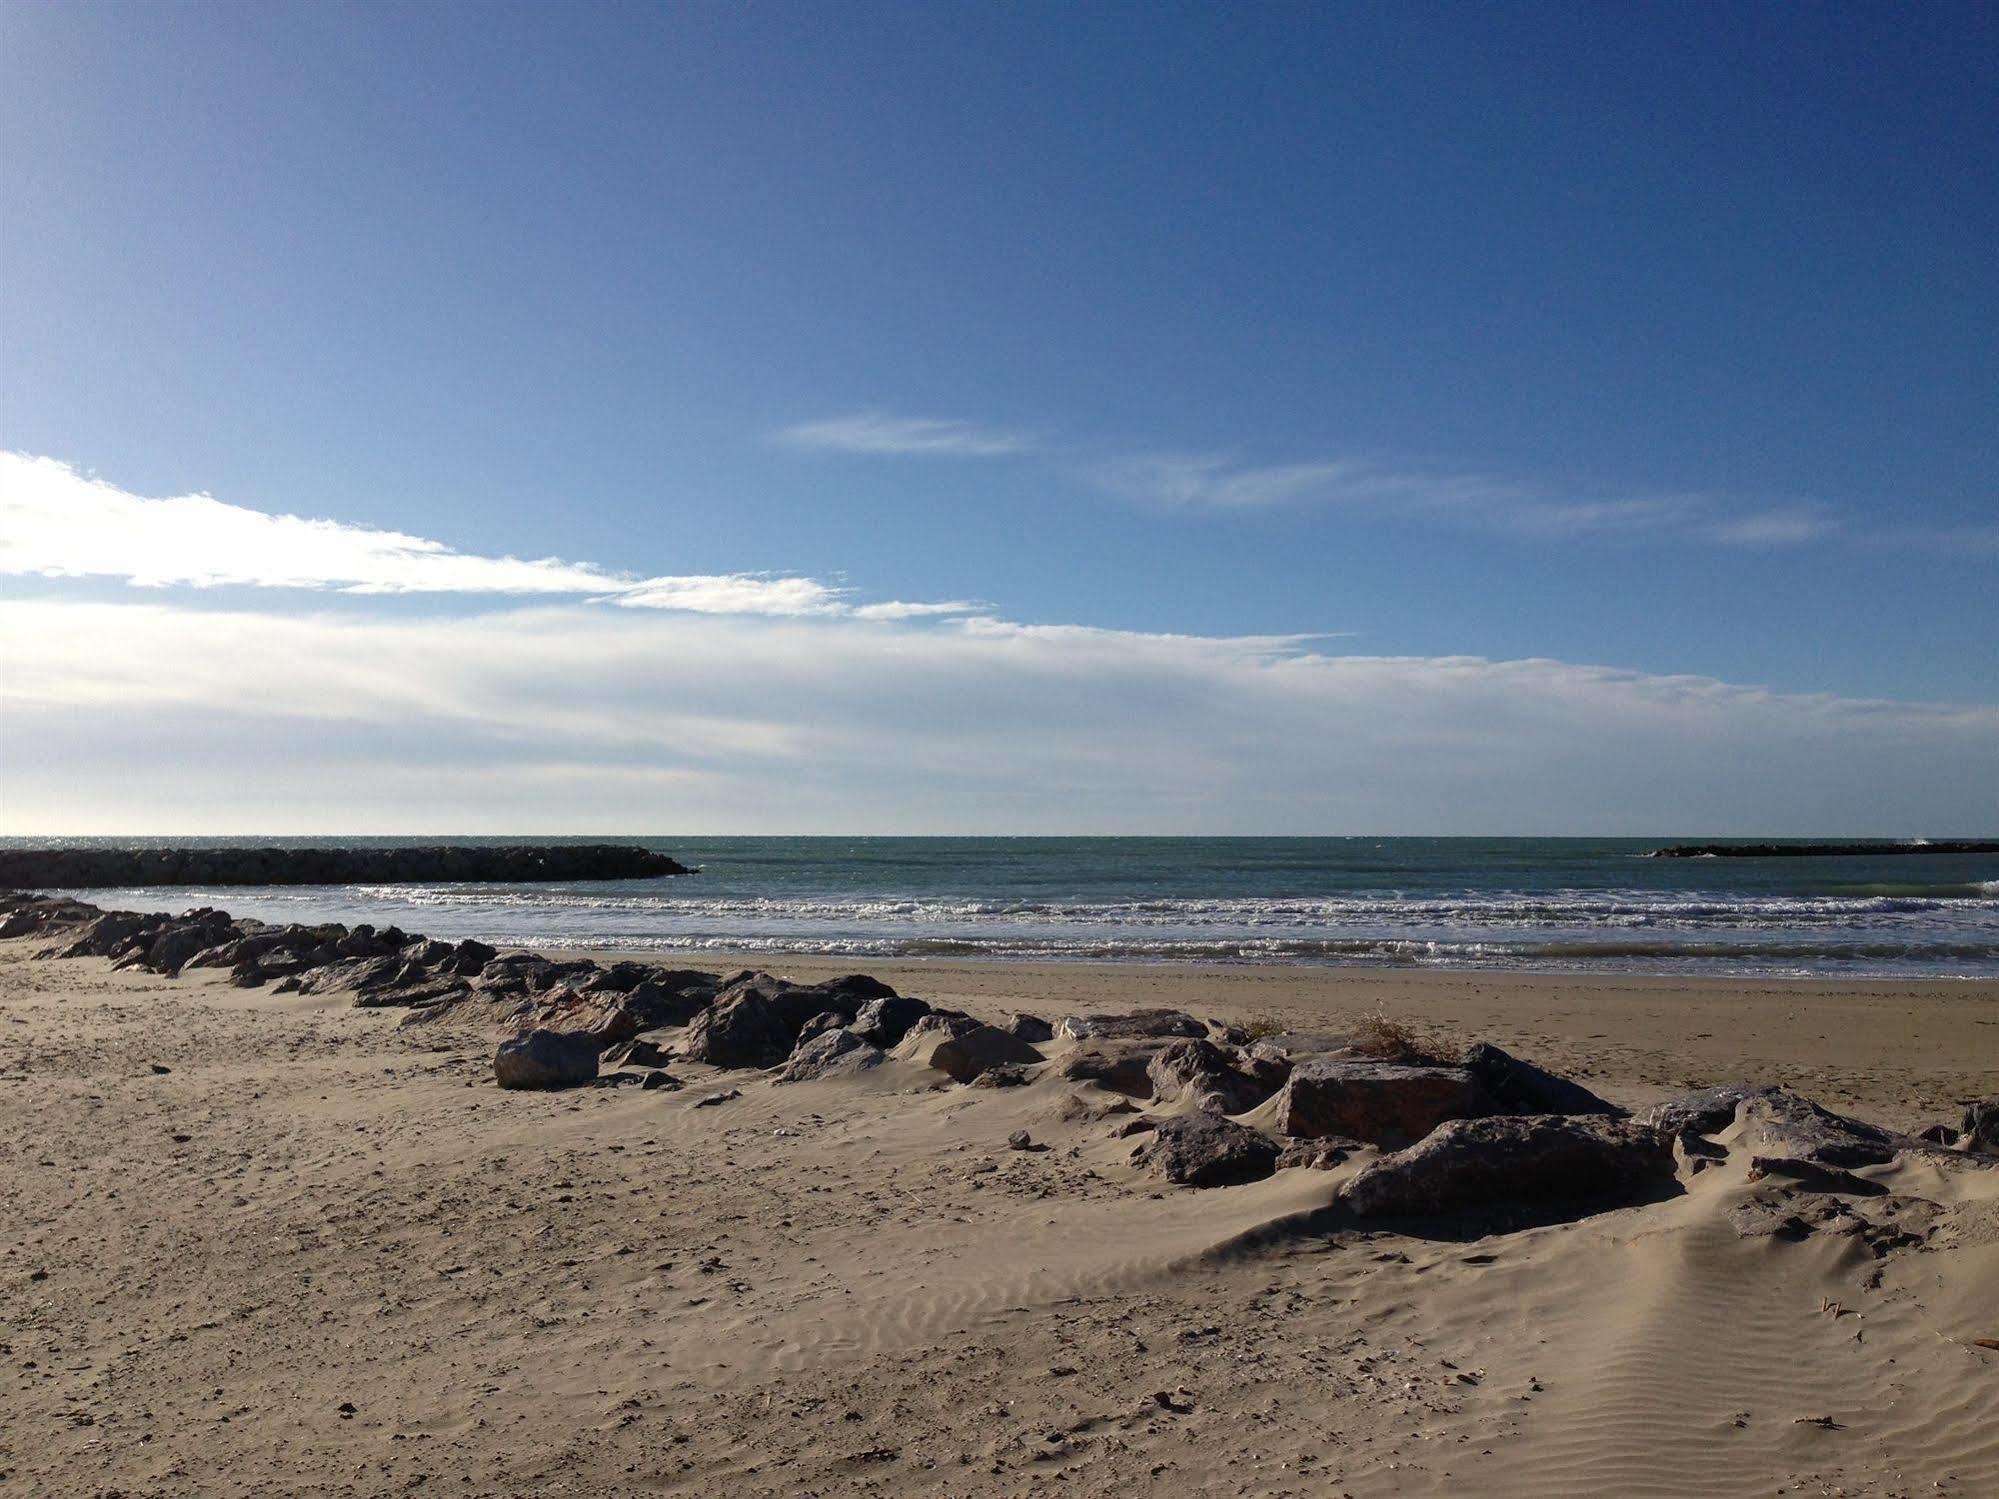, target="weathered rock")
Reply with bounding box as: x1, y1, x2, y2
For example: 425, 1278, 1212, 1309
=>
969, 1064, 1035, 1089
1057, 1009, 1206, 1042
292, 954, 404, 995
1006, 1012, 1055, 1043
146, 927, 220, 977
1725, 1189, 1945, 1252
1340, 1115, 1675, 1217
1745, 1156, 1886, 1197
494, 1029, 600, 1090
1277, 1137, 1357, 1170
1058, 1041, 1165, 1097
1737, 1090, 1903, 1170
709, 971, 894, 1052
1139, 1115, 1280, 1187
1274, 1059, 1493, 1145
352, 977, 468, 1010
442, 938, 497, 974
1241, 1041, 1294, 1091
793, 1010, 848, 1049
900, 1021, 1044, 1083
1007, 1130, 1033, 1151
1059, 1092, 1140, 1125
1463, 1042, 1619, 1117
602, 1037, 674, 1069
1636, 1082, 1784, 1137
56, 911, 148, 959
1726, 1190, 1860, 1241
849, 995, 932, 1048
472, 954, 601, 998
639, 1069, 681, 1091
1674, 1134, 1729, 1175
894, 1012, 979, 1052
3, 894, 106, 939
1960, 1099, 1999, 1155
778, 1027, 886, 1082
1147, 1038, 1282, 1115
681, 990, 793, 1068
598, 974, 716, 1033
